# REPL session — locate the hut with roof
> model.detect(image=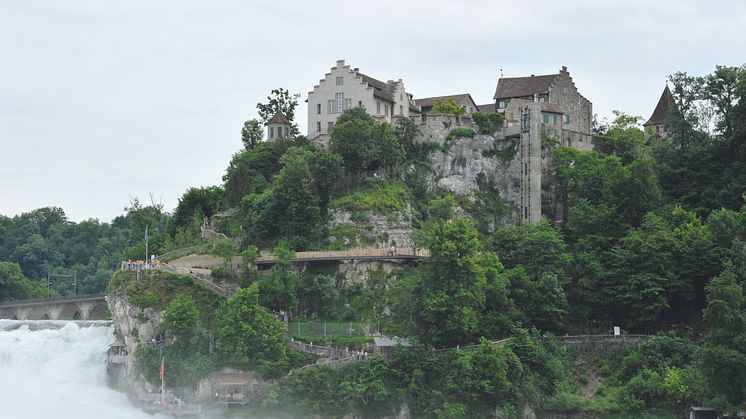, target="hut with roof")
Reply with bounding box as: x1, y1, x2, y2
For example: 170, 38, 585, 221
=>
267, 110, 292, 141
